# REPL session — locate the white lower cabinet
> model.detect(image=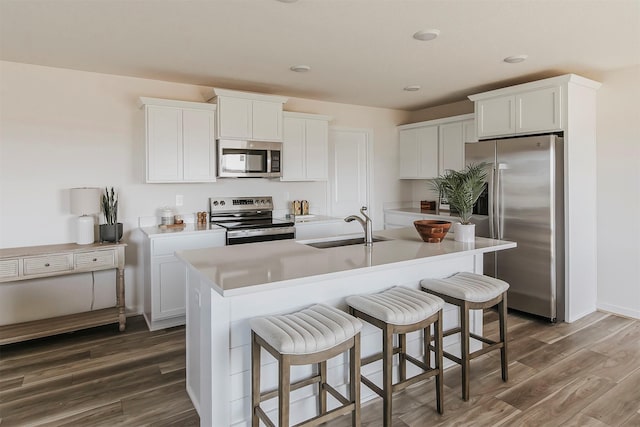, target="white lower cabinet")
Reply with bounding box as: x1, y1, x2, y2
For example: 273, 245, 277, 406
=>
143, 230, 225, 331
